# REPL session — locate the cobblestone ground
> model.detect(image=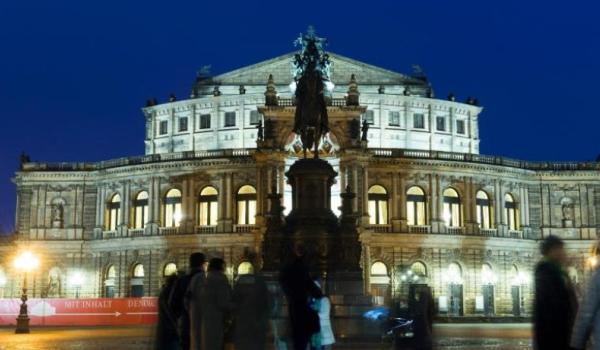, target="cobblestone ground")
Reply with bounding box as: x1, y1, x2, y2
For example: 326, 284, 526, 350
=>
0, 324, 532, 350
